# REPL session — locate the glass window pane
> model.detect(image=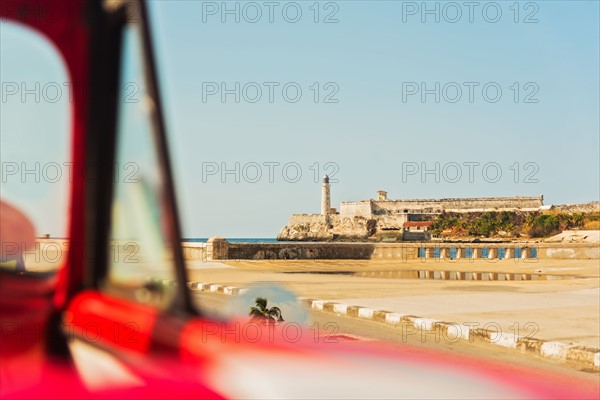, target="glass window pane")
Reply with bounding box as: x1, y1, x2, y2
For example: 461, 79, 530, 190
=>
106, 23, 176, 308
0, 23, 70, 273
